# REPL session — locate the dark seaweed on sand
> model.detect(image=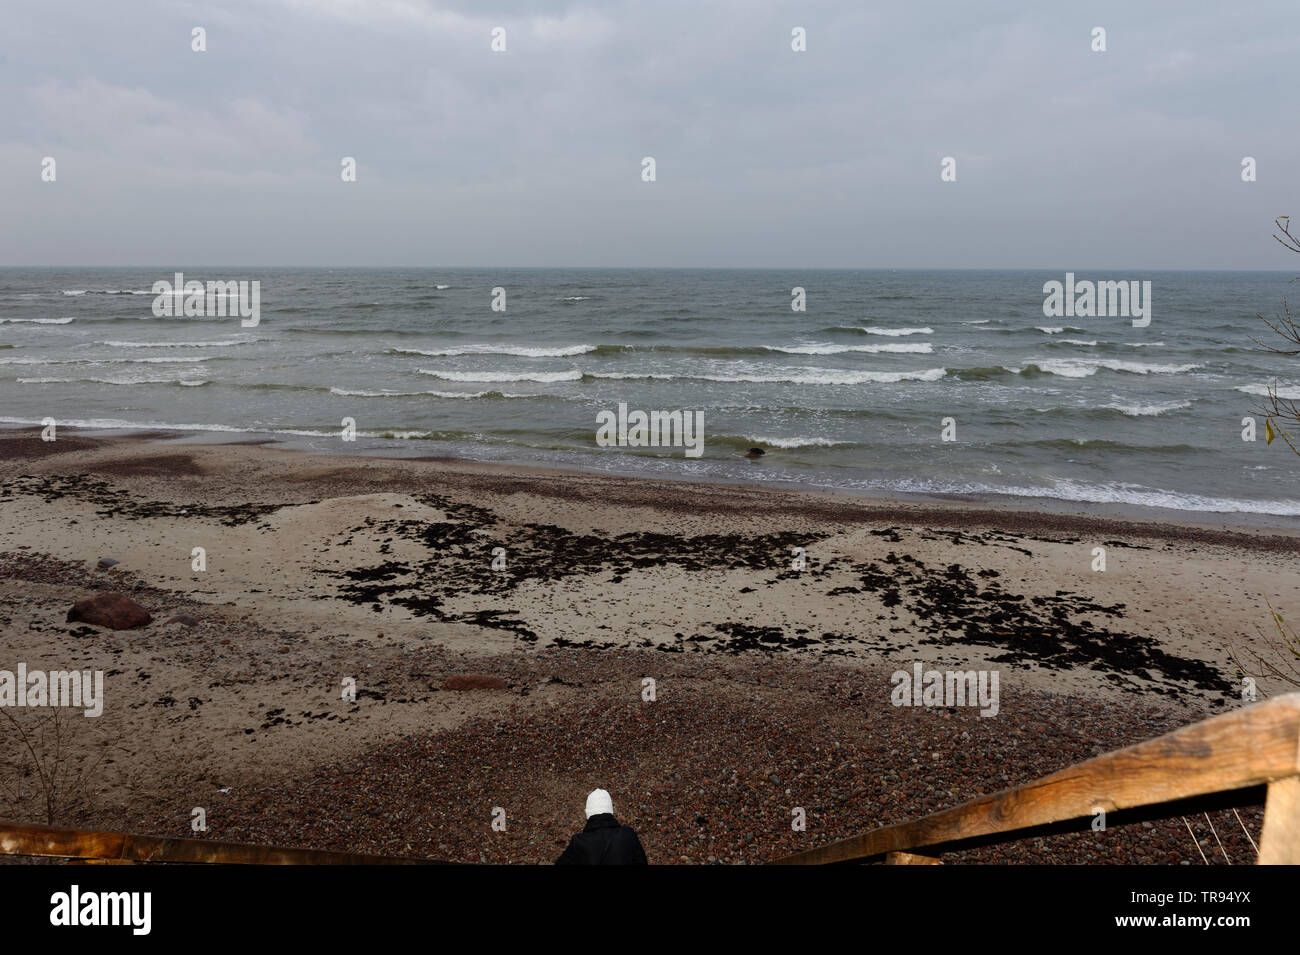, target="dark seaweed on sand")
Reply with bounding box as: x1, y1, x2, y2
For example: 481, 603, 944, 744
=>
329, 492, 825, 643
849, 549, 1232, 699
